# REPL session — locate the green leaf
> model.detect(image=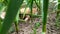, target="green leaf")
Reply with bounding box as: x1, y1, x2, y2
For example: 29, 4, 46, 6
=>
33, 28, 36, 34
34, 22, 40, 29
0, 0, 24, 34
0, 0, 4, 3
